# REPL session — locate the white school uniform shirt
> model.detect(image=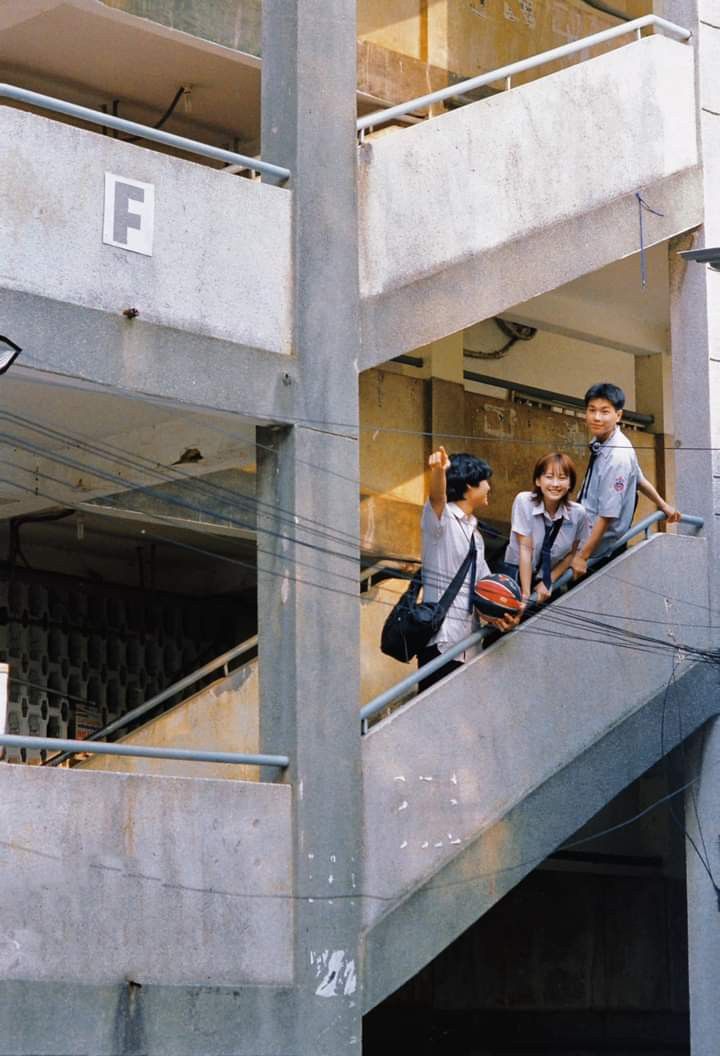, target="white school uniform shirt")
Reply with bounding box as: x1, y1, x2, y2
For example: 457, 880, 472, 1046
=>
421, 500, 491, 660
578, 426, 639, 558
504, 492, 590, 570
